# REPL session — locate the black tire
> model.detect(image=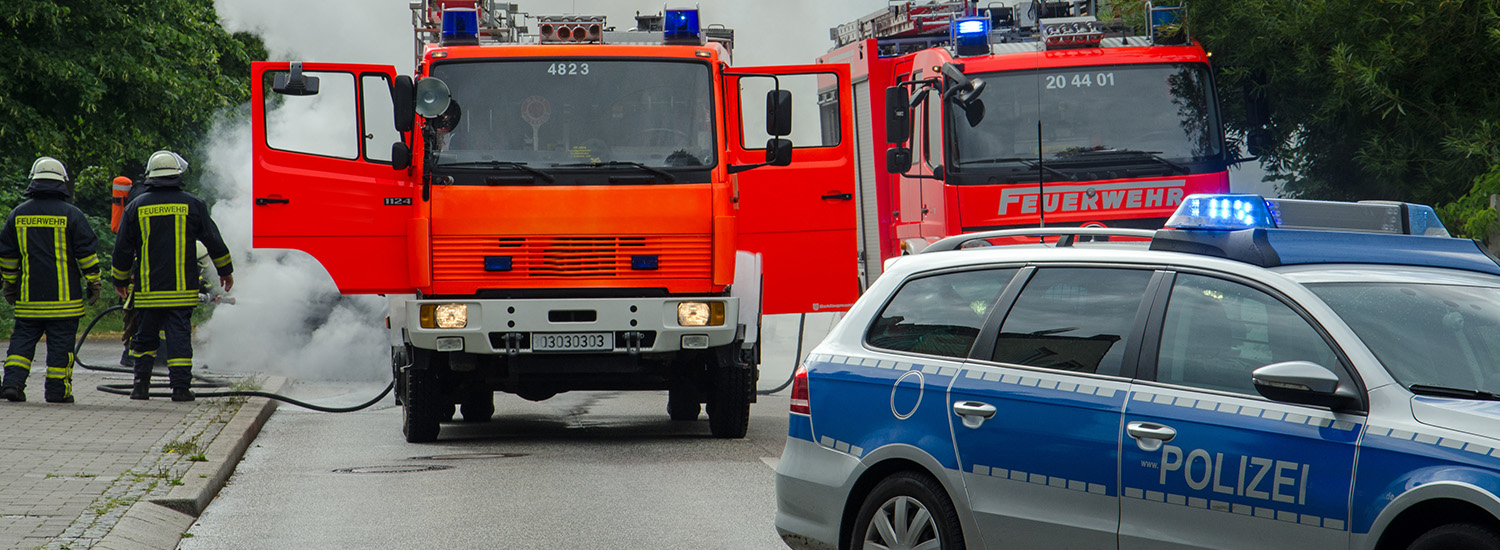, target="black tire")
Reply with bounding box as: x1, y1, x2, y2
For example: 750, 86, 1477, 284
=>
707, 357, 751, 438
401, 354, 443, 443
1408, 523, 1500, 550
850, 472, 965, 550
460, 390, 495, 423
667, 386, 701, 421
